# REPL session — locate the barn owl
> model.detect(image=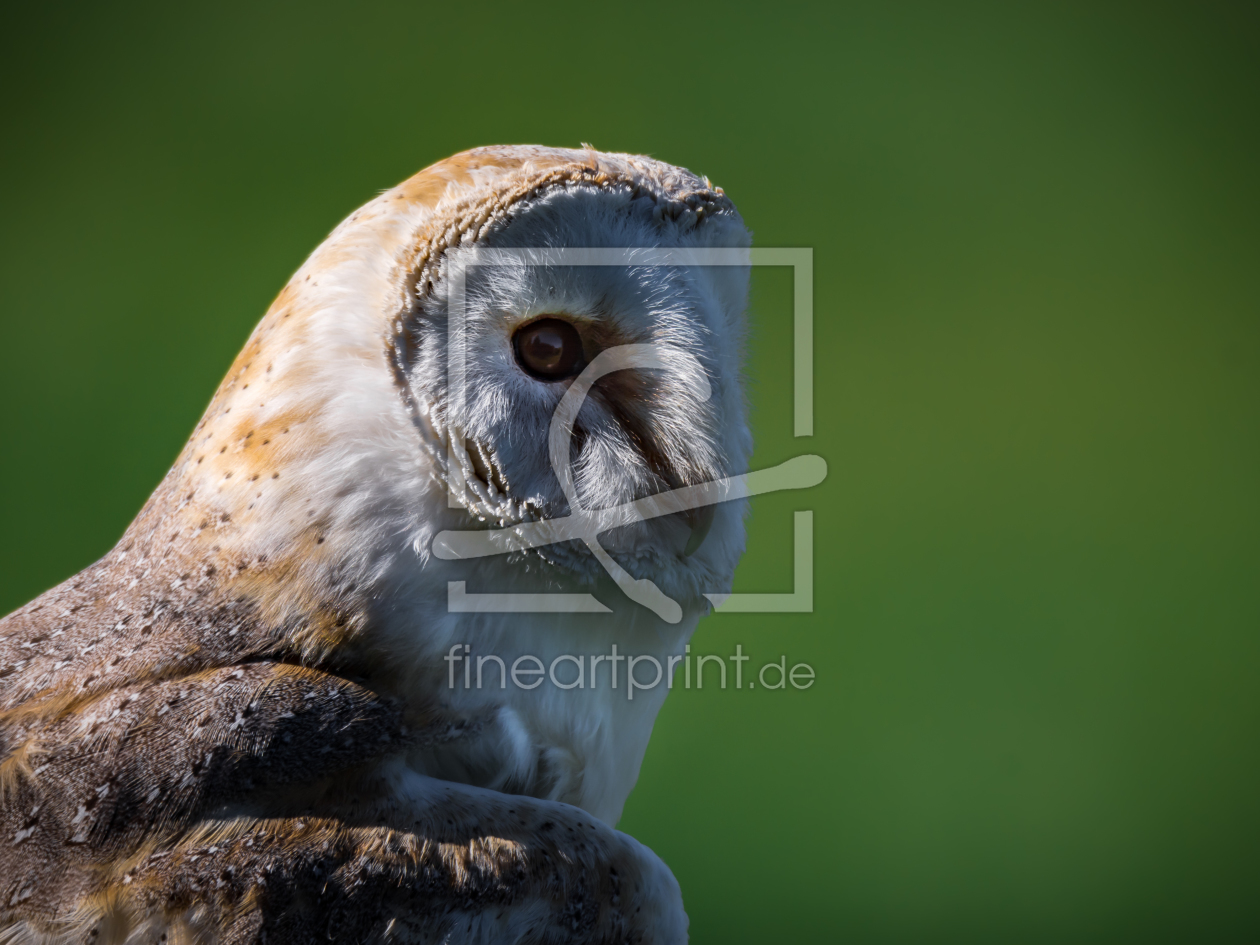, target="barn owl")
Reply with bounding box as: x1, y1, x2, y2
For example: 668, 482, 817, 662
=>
0, 145, 752, 943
